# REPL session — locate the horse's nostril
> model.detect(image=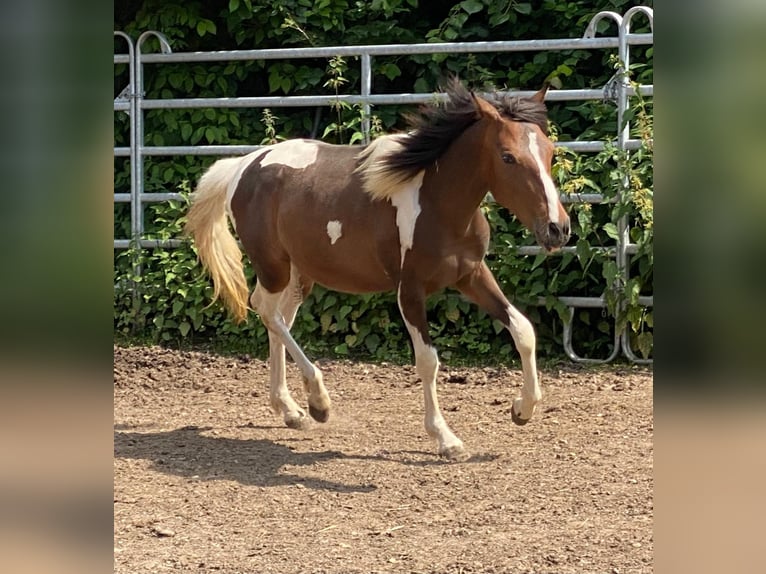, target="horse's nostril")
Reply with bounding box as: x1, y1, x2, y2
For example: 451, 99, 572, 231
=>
548, 222, 561, 239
